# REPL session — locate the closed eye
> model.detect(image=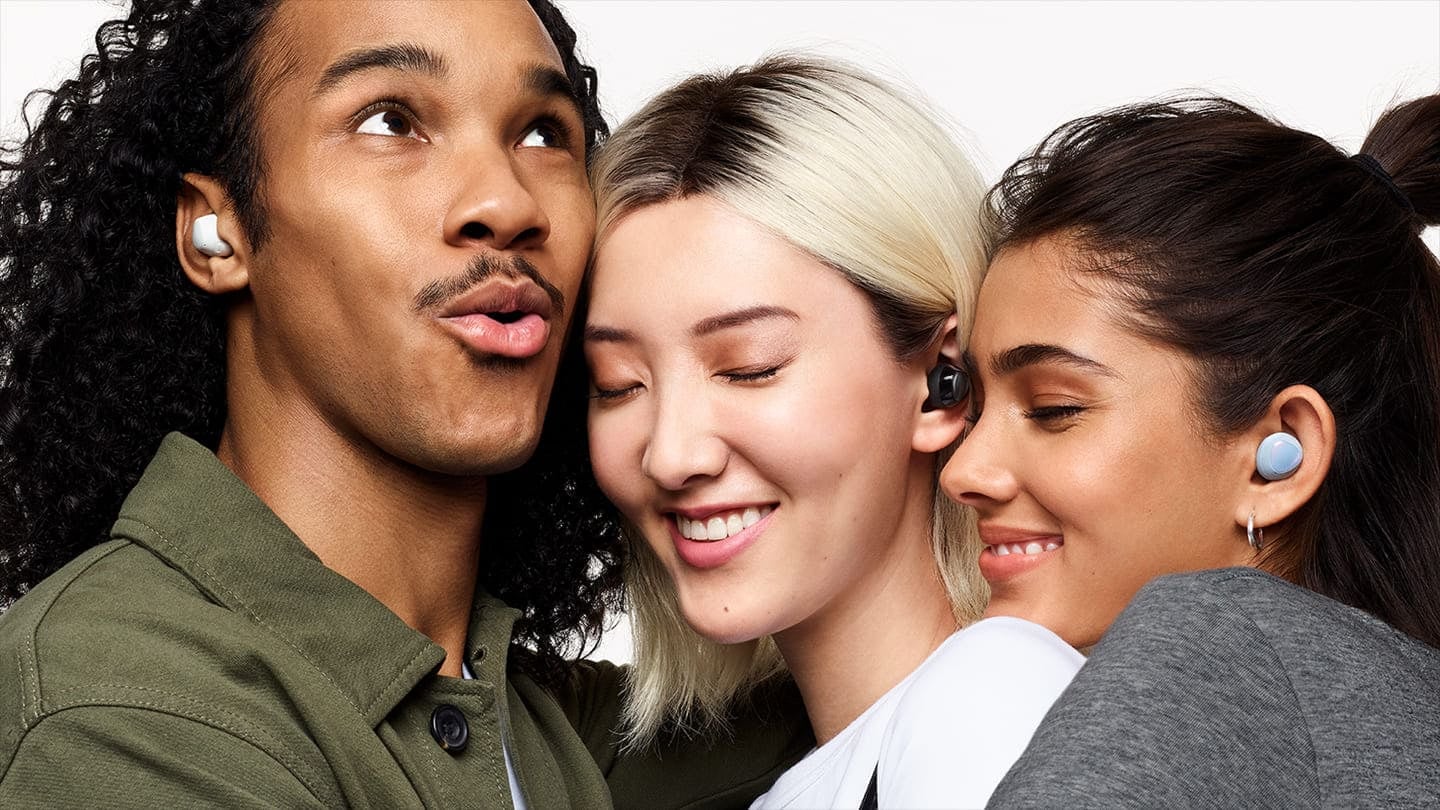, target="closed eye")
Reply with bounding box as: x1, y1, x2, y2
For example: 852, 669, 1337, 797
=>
1025, 405, 1086, 421
591, 383, 641, 401
718, 365, 782, 383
